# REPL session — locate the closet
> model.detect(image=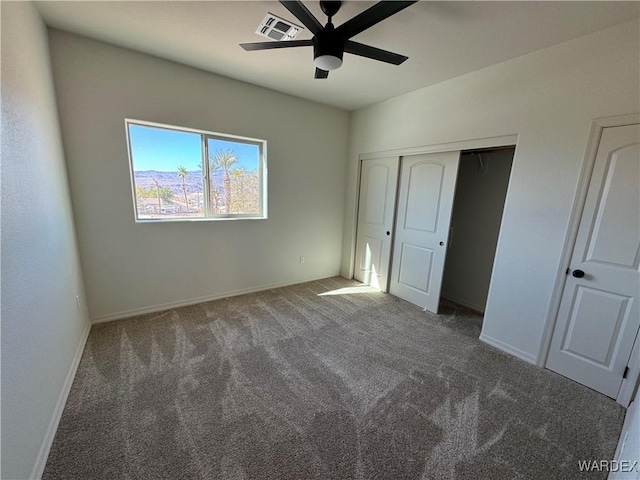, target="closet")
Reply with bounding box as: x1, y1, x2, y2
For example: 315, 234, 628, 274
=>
441, 148, 514, 313
353, 146, 514, 315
